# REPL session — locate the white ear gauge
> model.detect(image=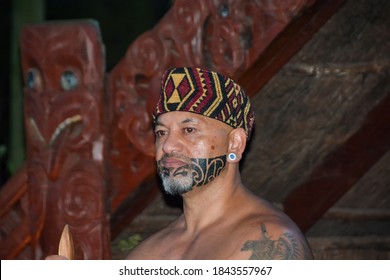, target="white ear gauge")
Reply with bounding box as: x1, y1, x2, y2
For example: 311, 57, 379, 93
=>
228, 153, 237, 161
